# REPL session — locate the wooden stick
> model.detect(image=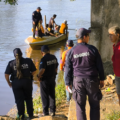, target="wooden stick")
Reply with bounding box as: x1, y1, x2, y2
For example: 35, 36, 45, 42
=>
68, 29, 77, 31
44, 15, 46, 28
